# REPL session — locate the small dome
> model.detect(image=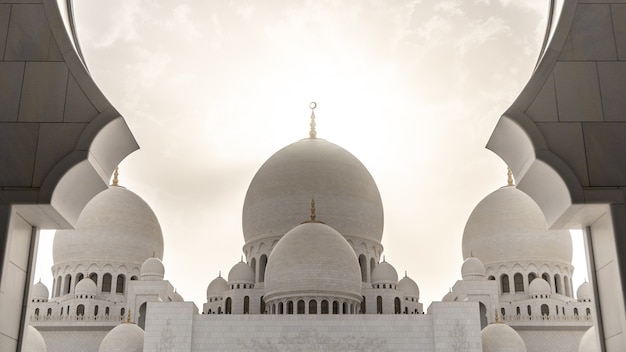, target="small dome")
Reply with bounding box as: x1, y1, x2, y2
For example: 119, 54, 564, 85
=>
99, 323, 144, 352
22, 325, 47, 352
31, 281, 49, 301
227, 261, 255, 285
528, 278, 551, 297
242, 138, 384, 245
264, 222, 361, 302
442, 290, 456, 302
75, 278, 98, 296
206, 276, 228, 300
577, 282, 592, 301
461, 257, 486, 280
462, 186, 572, 265
481, 323, 527, 352
371, 261, 398, 285
578, 326, 599, 352
398, 275, 420, 299
141, 257, 165, 281
53, 186, 164, 267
